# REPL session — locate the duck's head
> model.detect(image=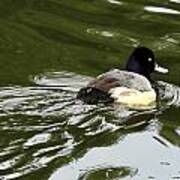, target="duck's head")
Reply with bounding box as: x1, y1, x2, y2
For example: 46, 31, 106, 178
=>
126, 47, 168, 80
